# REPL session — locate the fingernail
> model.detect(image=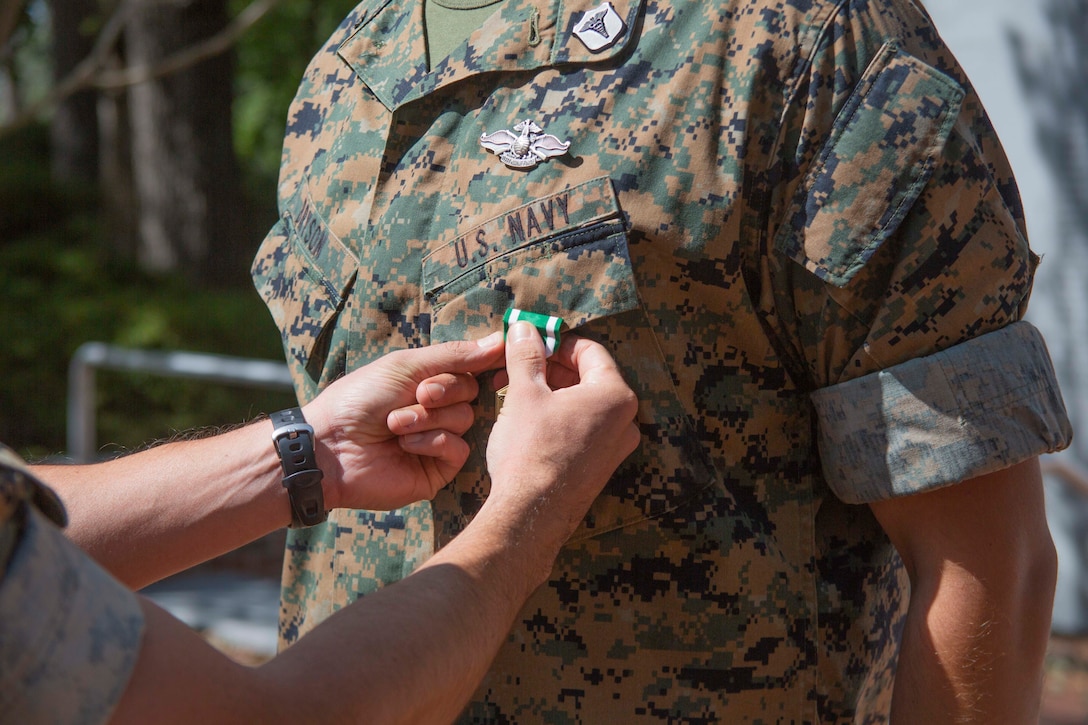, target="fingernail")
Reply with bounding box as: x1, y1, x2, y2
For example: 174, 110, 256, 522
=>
403, 433, 425, 446
425, 382, 445, 401
509, 320, 535, 342
392, 409, 418, 429
477, 331, 504, 347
